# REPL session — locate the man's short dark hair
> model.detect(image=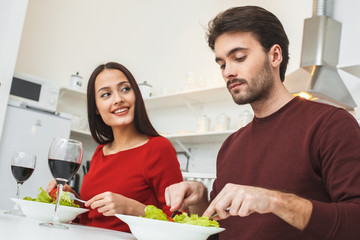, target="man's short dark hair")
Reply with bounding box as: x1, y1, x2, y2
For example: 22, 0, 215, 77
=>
207, 6, 289, 82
